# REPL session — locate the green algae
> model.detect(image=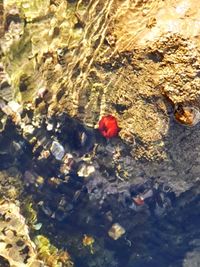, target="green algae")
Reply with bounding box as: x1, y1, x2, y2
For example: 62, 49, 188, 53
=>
35, 235, 74, 267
